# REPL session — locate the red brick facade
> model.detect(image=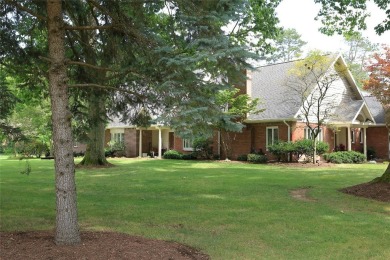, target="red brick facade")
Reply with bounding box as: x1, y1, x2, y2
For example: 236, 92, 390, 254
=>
366, 126, 389, 159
